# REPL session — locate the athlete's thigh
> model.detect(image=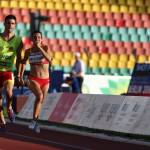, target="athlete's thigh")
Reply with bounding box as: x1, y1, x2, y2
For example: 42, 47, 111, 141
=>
41, 84, 49, 102
0, 90, 2, 106
27, 79, 42, 97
